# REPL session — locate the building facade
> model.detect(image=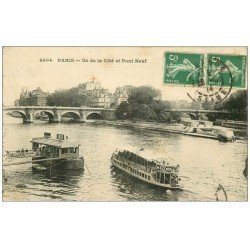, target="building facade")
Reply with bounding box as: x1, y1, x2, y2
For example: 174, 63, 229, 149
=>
18, 87, 48, 106
88, 93, 111, 108
78, 81, 102, 95
114, 85, 135, 107
78, 79, 112, 108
